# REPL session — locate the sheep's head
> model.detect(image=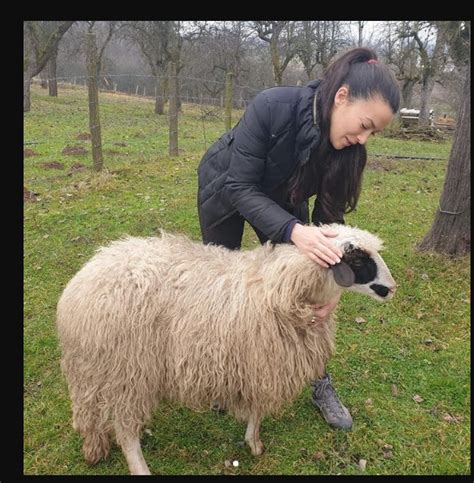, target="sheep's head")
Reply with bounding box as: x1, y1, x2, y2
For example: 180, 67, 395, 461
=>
324, 224, 397, 302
